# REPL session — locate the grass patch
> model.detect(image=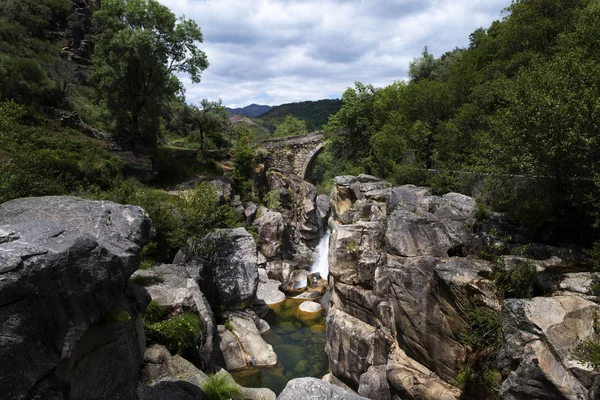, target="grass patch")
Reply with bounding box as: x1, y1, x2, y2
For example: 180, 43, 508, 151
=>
202, 374, 242, 400
457, 301, 502, 398
103, 307, 131, 324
